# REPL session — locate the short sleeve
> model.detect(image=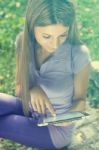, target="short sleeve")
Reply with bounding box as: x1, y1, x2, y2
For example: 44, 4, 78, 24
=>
72, 44, 92, 74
